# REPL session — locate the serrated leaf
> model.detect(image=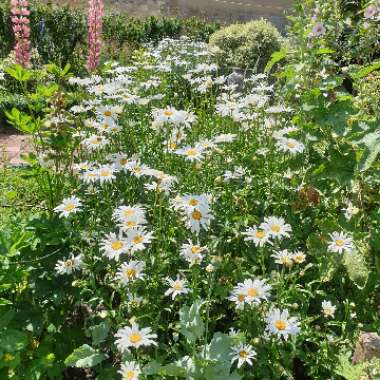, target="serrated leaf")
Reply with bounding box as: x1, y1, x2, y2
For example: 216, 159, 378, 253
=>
343, 249, 369, 289
354, 130, 380, 171
64, 344, 105, 368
